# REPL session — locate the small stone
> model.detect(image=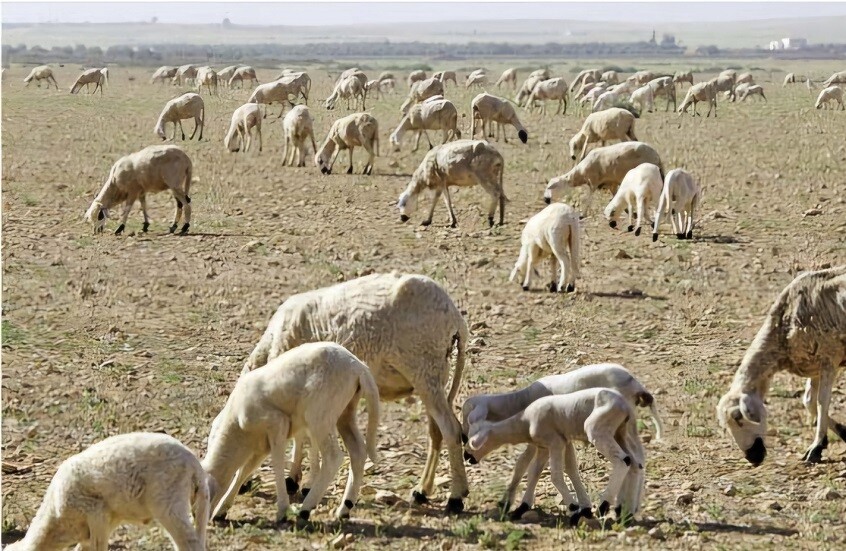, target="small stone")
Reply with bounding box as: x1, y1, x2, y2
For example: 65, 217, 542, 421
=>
724, 484, 736, 497
675, 492, 694, 506
330, 534, 352, 549
519, 510, 540, 523
814, 487, 841, 501
615, 249, 632, 260
648, 527, 665, 540
803, 208, 823, 217
375, 490, 403, 506
681, 481, 701, 492
765, 500, 783, 511
242, 240, 263, 253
